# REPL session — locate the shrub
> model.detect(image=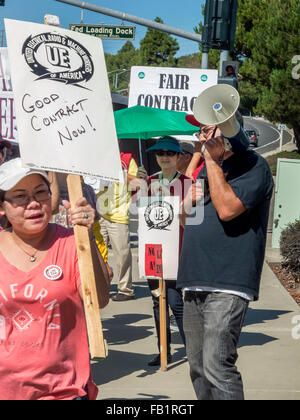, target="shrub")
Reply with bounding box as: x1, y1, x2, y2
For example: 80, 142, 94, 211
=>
280, 219, 300, 282
266, 150, 300, 176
